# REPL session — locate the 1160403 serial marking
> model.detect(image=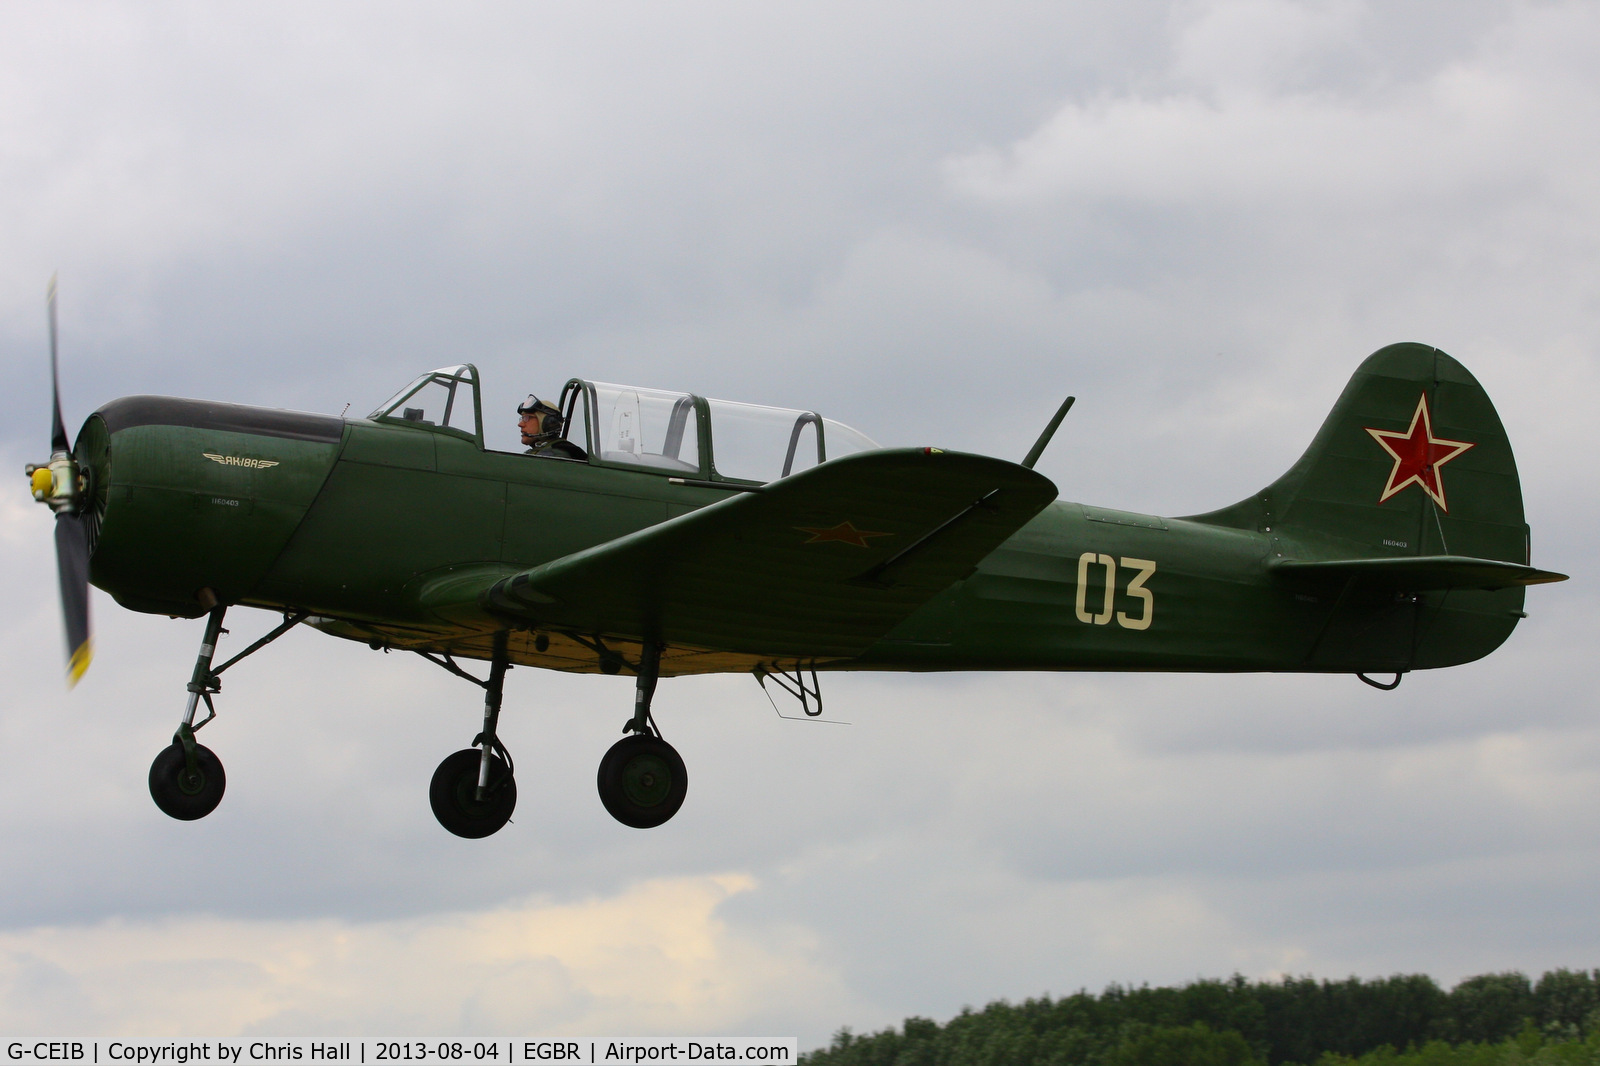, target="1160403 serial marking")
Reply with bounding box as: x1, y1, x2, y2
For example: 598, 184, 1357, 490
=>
1074, 554, 1156, 630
